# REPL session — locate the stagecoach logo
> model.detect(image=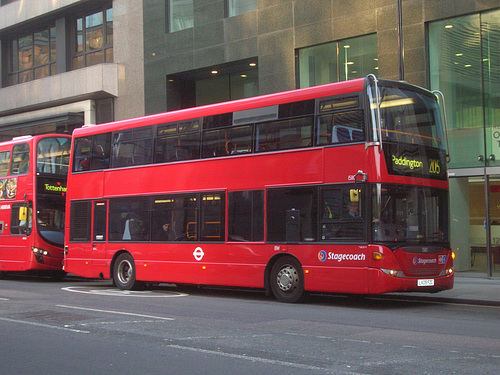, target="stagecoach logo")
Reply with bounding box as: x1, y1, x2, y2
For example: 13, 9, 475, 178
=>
193, 247, 205, 261
413, 257, 438, 266
318, 250, 366, 263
